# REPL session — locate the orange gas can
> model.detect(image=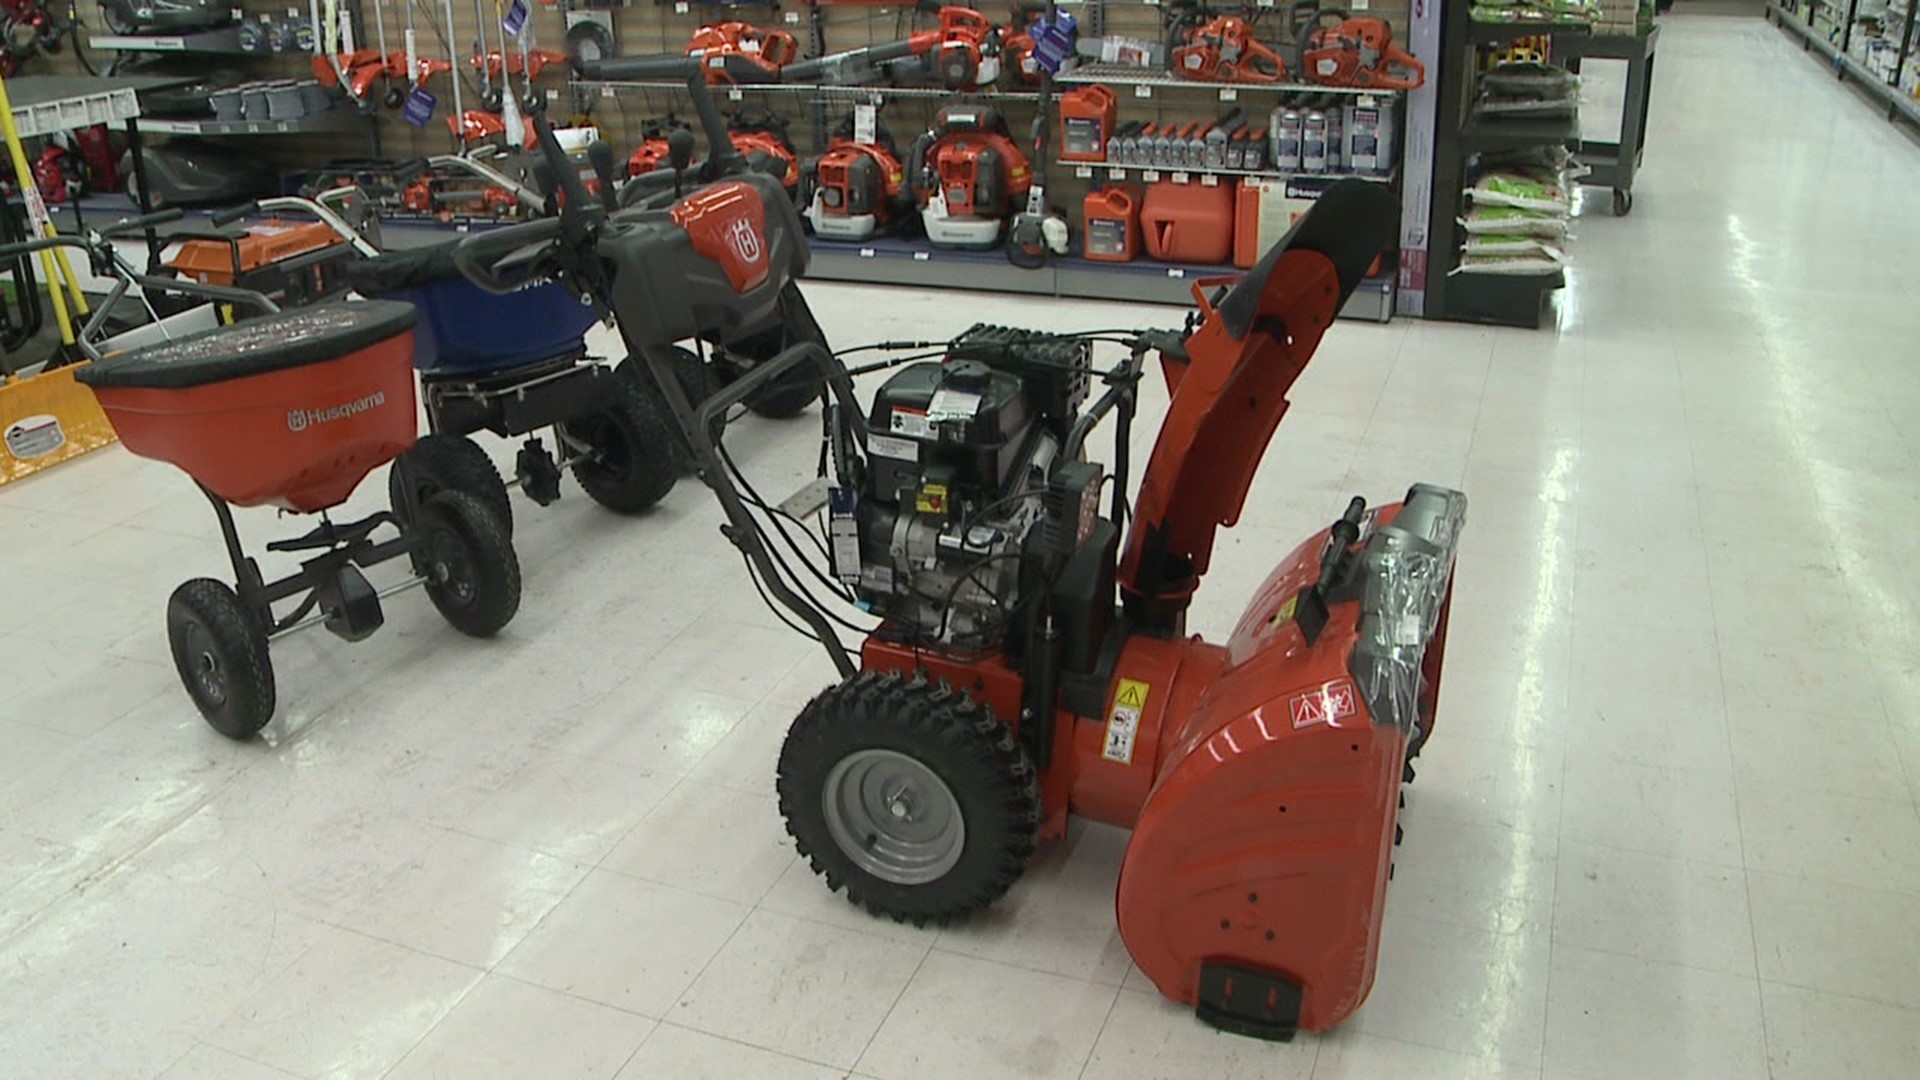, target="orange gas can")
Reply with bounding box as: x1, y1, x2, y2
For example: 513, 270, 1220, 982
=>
1141, 181, 1234, 265
1059, 84, 1118, 162
1083, 184, 1143, 262
1234, 179, 1263, 268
